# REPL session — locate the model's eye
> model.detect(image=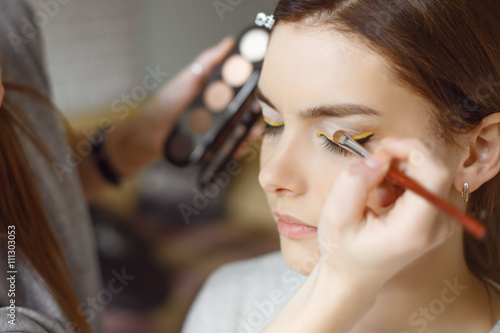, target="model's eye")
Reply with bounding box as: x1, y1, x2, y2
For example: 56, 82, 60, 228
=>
262, 119, 284, 137
320, 137, 350, 156
318, 131, 374, 157
351, 132, 374, 144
